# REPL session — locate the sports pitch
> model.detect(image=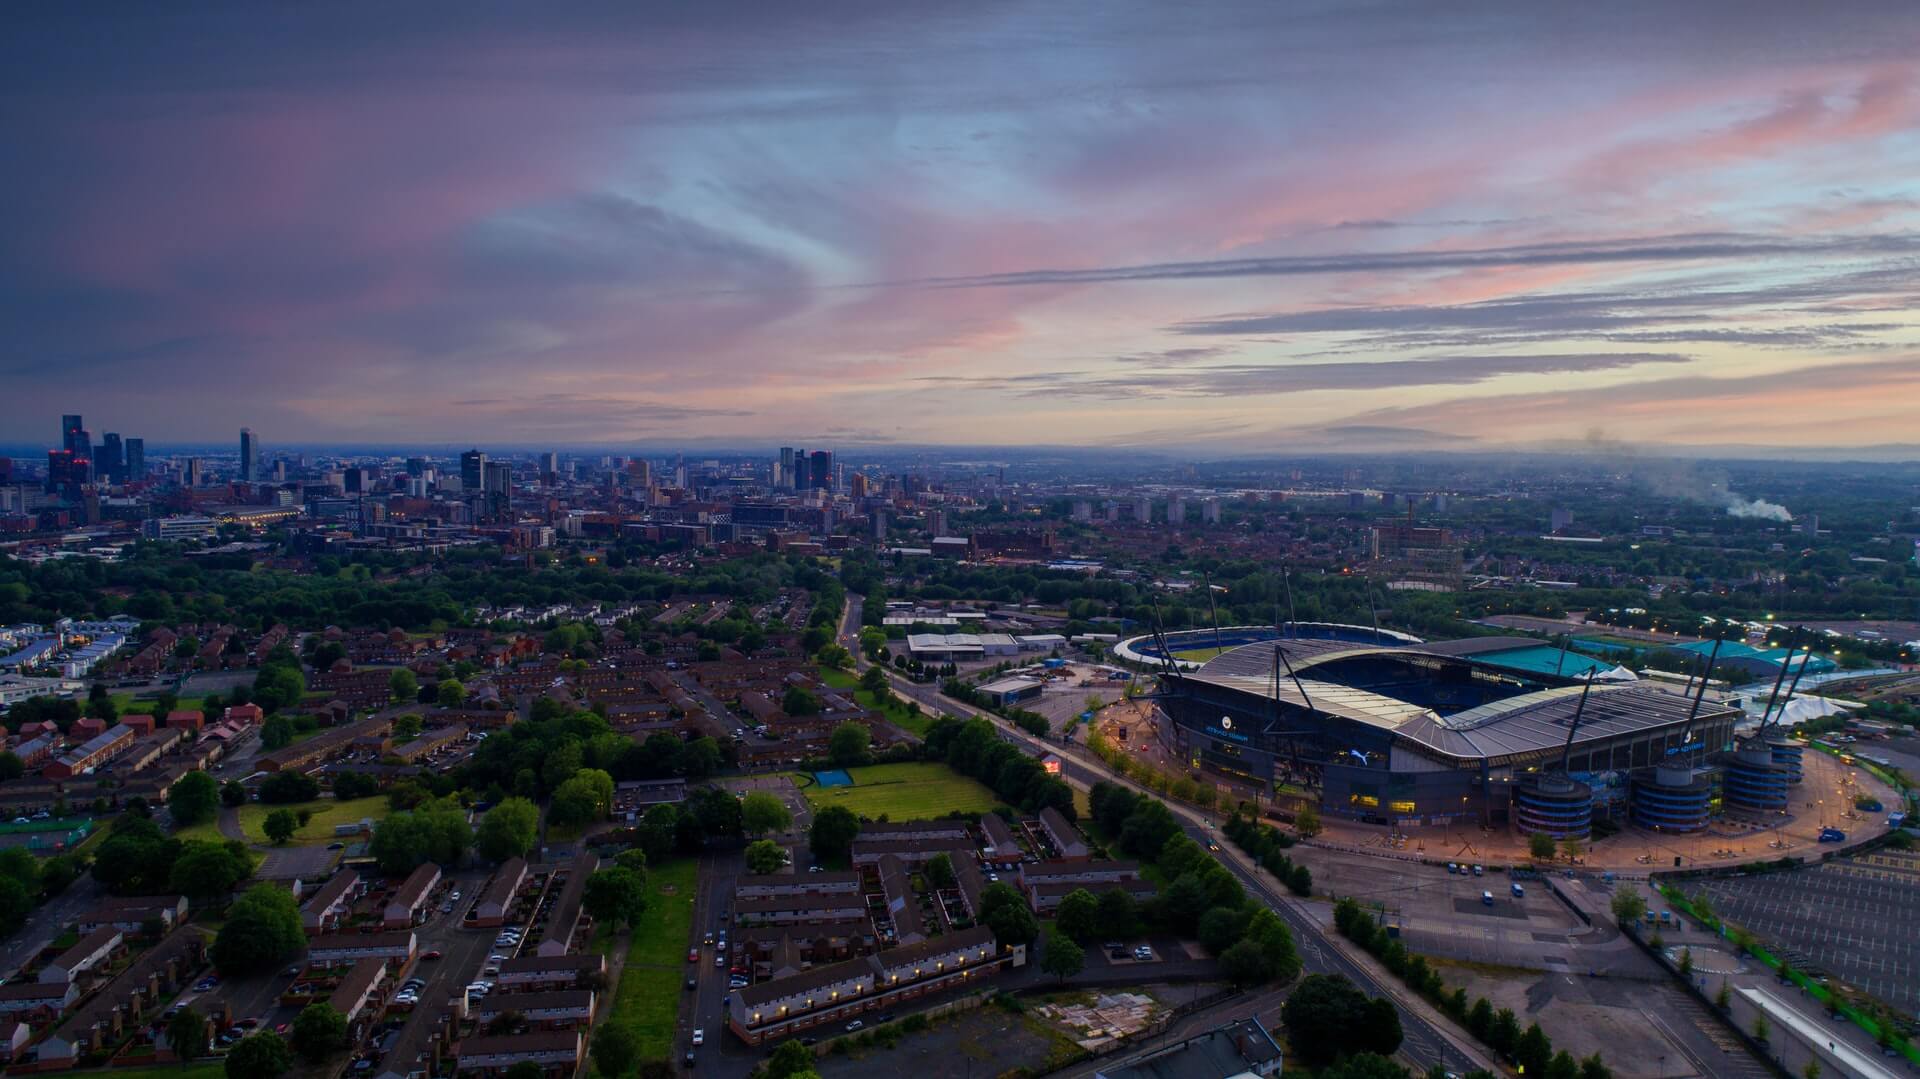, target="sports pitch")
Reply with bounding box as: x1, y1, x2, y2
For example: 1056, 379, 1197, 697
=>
791, 762, 1002, 819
